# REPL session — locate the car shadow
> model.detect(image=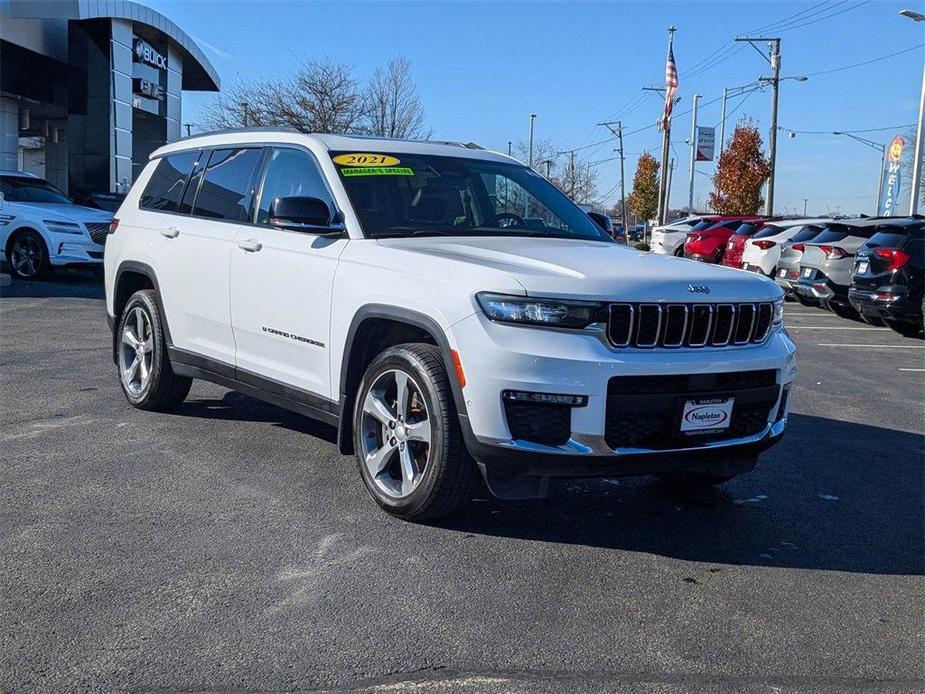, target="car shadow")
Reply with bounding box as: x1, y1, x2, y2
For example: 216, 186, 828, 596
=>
175, 391, 338, 444
0, 266, 104, 300
439, 413, 924, 576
